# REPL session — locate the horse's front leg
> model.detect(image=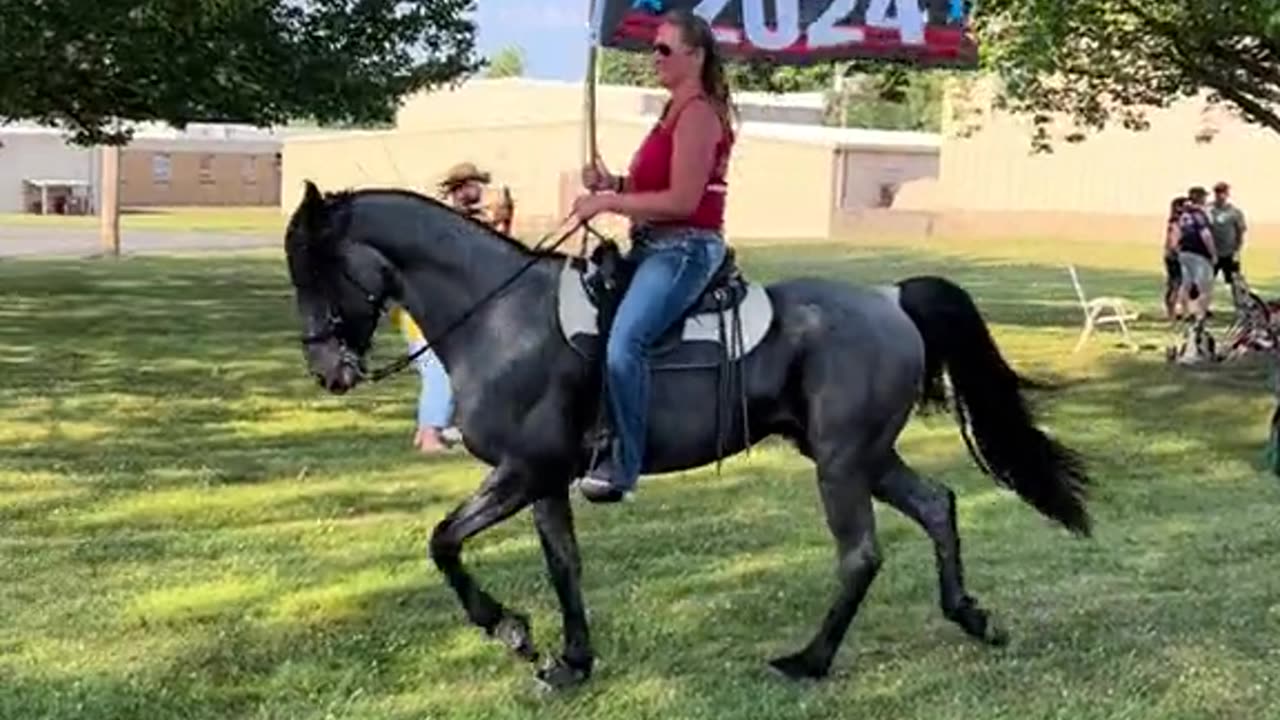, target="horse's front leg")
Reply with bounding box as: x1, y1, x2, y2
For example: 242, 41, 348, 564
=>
429, 462, 538, 662
532, 492, 593, 690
